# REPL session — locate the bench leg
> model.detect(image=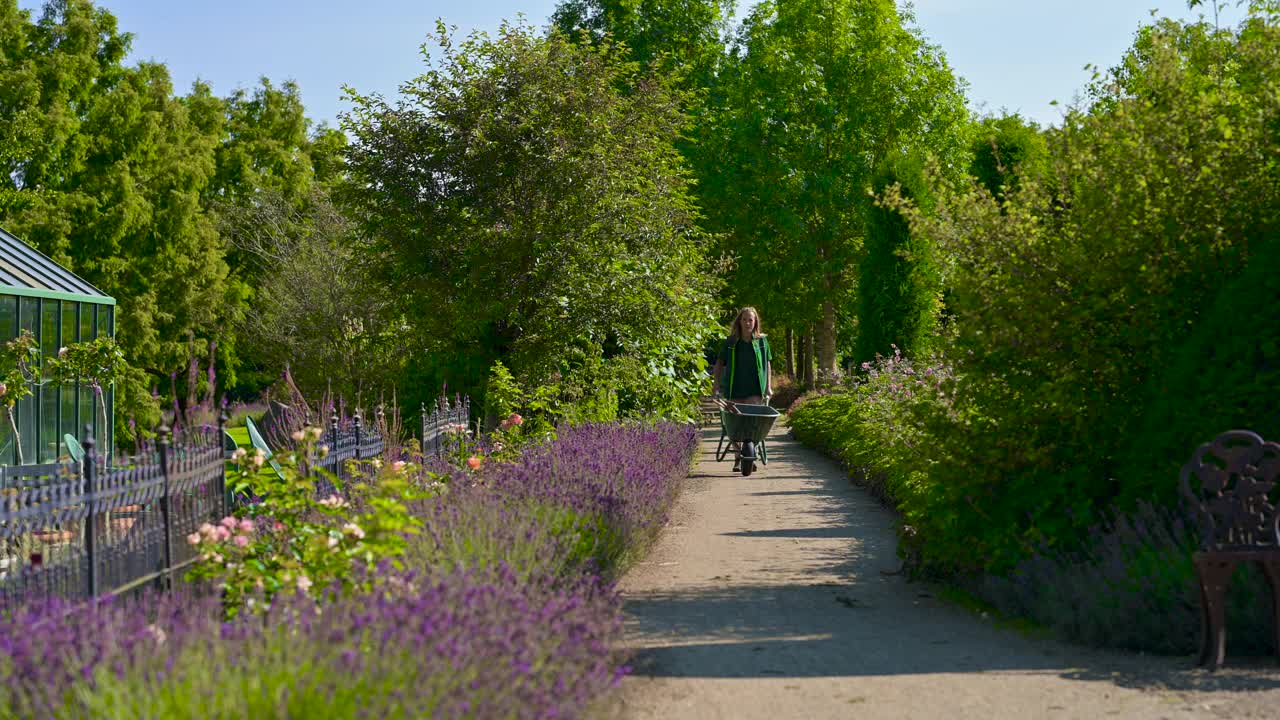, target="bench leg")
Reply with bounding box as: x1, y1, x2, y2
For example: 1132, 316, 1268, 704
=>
1259, 559, 1280, 666
1195, 556, 1235, 669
